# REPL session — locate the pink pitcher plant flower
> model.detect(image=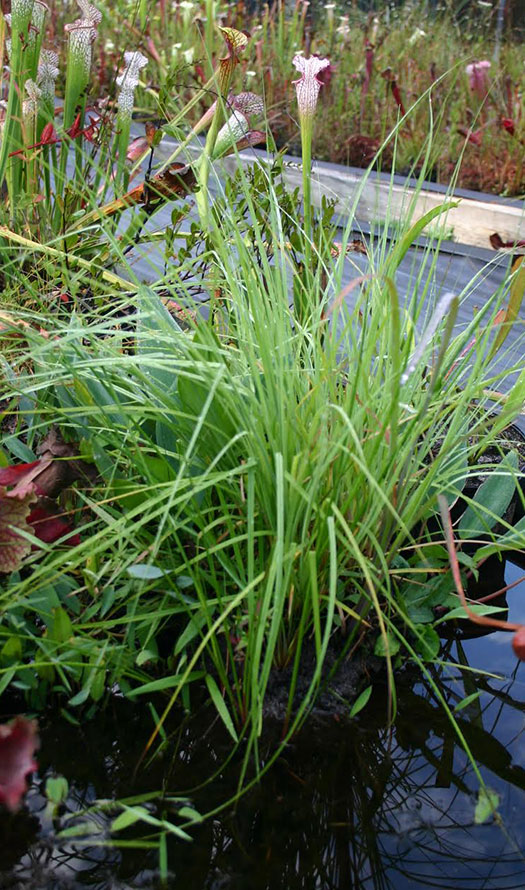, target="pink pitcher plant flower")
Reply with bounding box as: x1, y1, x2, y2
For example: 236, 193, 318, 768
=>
292, 53, 330, 123
37, 49, 59, 101
466, 60, 491, 100
74, 0, 102, 29
116, 51, 148, 120
115, 51, 148, 189
292, 53, 331, 323
22, 79, 41, 123
457, 124, 483, 146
